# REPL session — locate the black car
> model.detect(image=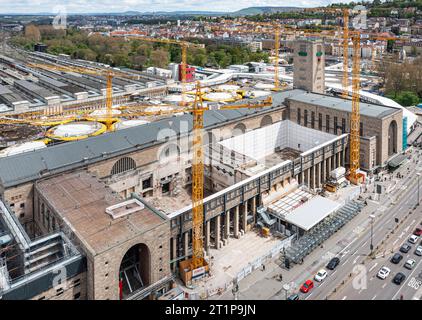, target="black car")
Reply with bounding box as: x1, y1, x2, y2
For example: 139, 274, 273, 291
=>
400, 244, 412, 253
393, 272, 406, 285
326, 257, 340, 270
287, 294, 299, 300
391, 253, 403, 264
